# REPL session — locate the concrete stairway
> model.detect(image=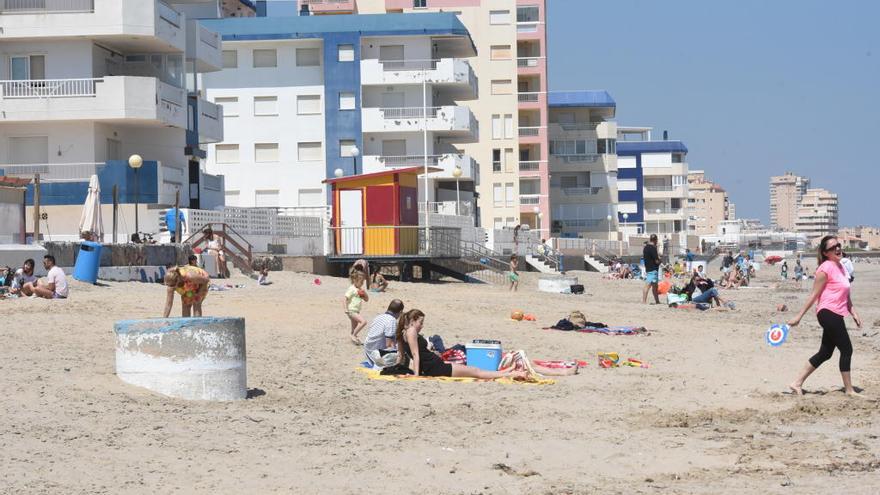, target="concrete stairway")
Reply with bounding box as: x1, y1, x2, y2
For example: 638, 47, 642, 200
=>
525, 254, 558, 274
584, 254, 610, 273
